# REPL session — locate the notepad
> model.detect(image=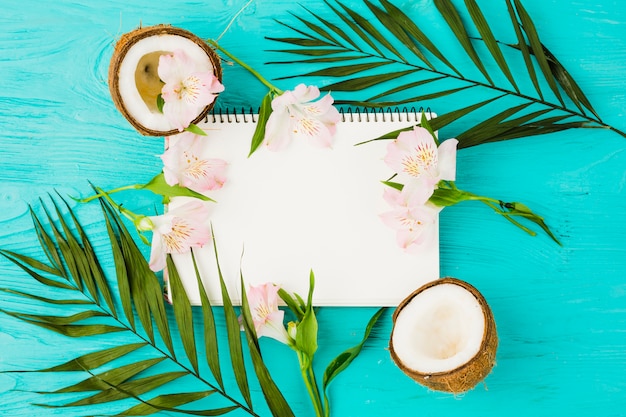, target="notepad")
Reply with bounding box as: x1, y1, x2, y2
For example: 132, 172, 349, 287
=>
167, 108, 439, 306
